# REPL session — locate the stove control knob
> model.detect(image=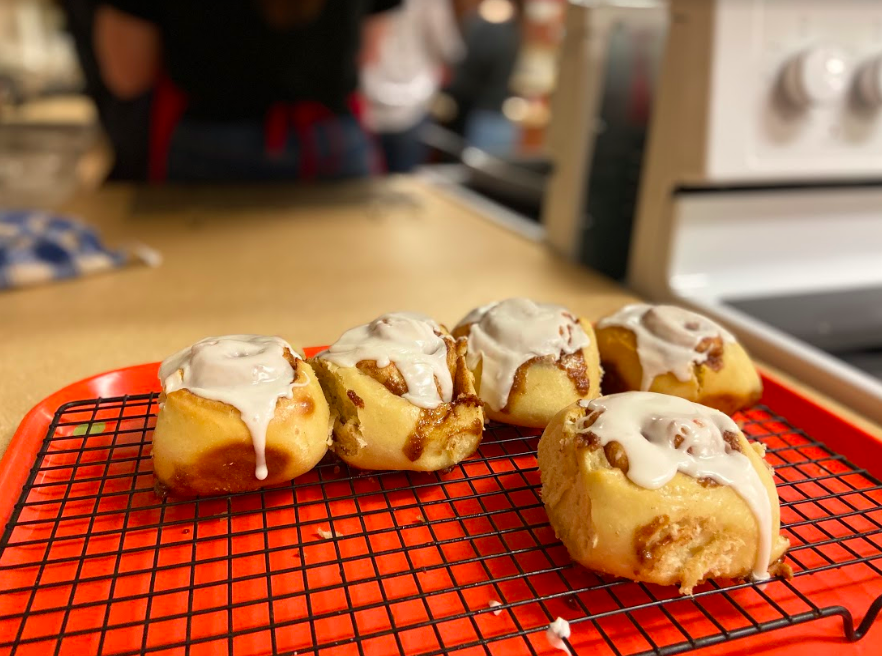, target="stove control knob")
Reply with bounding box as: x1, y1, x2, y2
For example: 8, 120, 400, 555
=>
857, 56, 882, 108
781, 46, 851, 108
